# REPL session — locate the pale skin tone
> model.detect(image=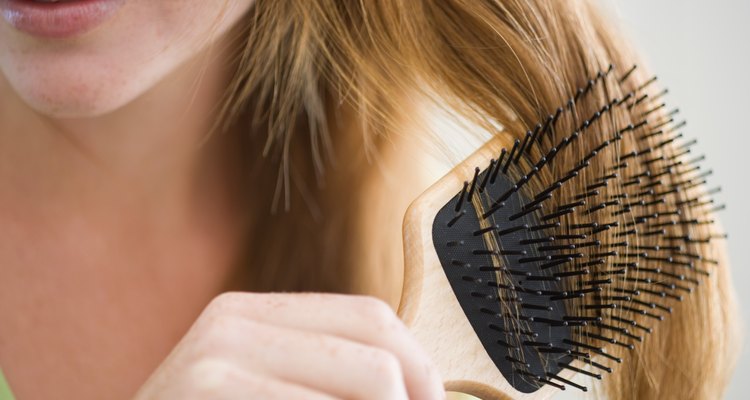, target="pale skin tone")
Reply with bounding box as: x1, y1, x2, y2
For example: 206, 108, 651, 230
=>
0, 1, 444, 399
